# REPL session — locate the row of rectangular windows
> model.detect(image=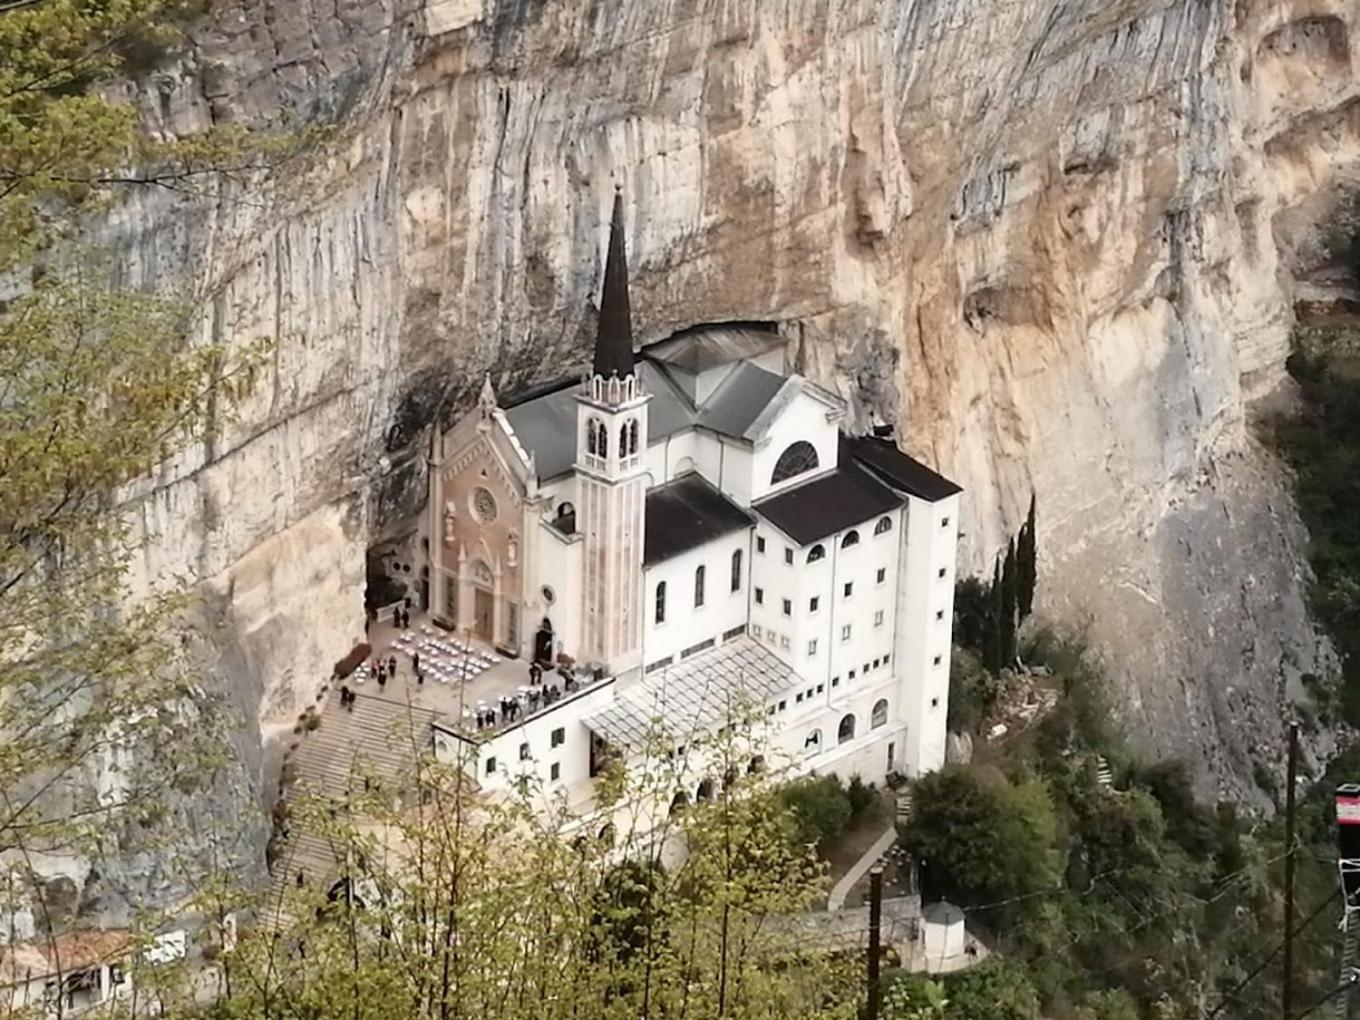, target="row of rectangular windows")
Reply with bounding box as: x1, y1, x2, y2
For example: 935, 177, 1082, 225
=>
644, 624, 748, 676
754, 569, 888, 614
